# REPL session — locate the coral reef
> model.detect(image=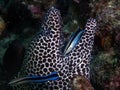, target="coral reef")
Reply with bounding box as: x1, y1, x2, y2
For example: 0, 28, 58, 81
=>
89, 0, 120, 89
0, 16, 6, 35
91, 48, 120, 89
72, 75, 94, 90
